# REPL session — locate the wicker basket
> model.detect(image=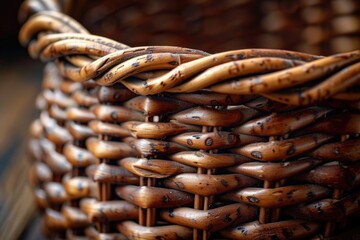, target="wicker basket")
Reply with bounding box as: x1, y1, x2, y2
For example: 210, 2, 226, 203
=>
21, 0, 360, 239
